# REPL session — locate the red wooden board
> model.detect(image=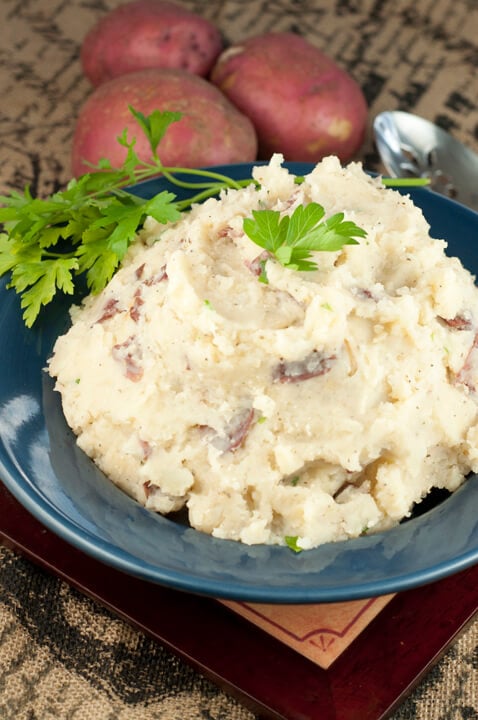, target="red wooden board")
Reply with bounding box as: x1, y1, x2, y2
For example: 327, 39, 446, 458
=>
1, 480, 477, 720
